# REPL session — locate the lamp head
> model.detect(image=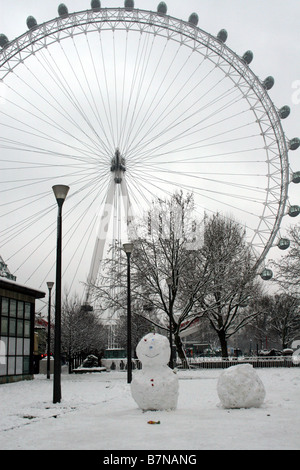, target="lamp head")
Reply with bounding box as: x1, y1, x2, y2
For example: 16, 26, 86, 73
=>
123, 242, 133, 254
52, 185, 69, 204
47, 281, 54, 290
